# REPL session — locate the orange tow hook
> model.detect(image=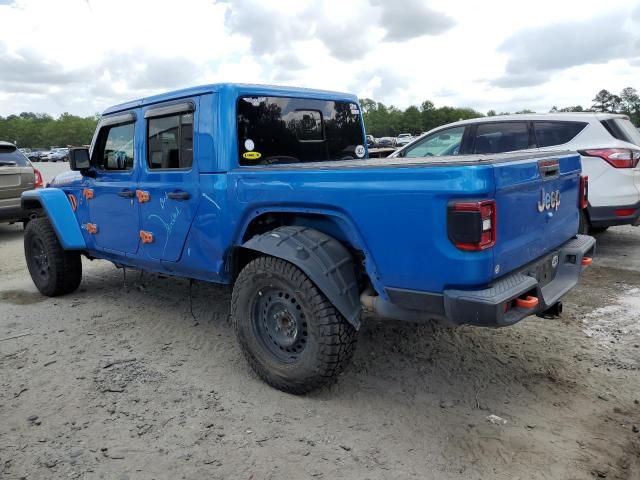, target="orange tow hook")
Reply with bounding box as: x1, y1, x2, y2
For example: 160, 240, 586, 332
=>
515, 296, 539, 309
581, 257, 593, 266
